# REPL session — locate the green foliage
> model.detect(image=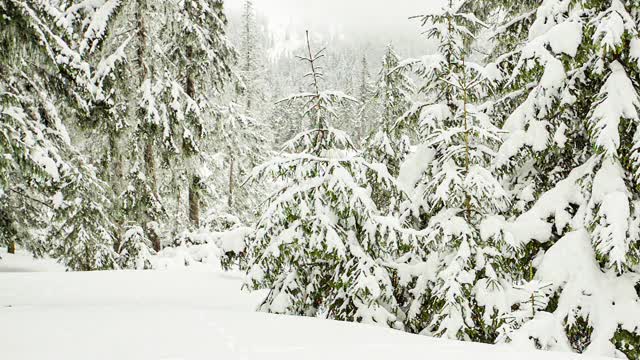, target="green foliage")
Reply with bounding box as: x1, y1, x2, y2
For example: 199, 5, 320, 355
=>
615, 327, 640, 359
565, 316, 594, 353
